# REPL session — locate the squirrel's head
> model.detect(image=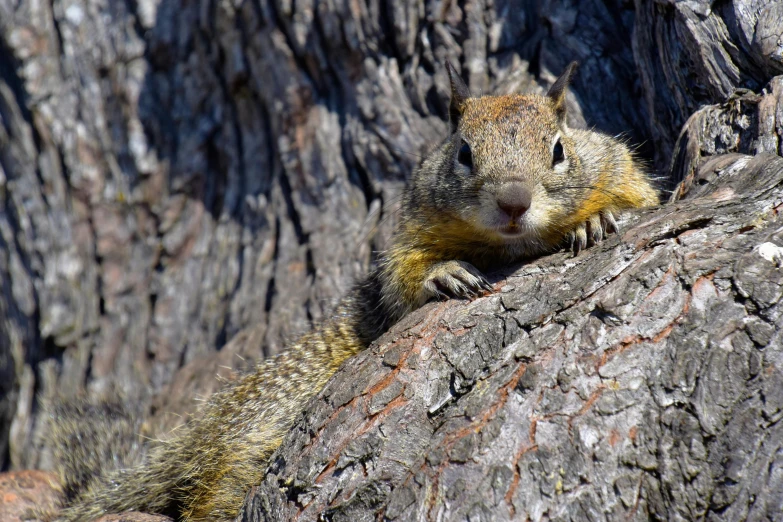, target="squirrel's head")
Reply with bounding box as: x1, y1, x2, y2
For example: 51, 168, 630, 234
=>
413, 61, 582, 245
